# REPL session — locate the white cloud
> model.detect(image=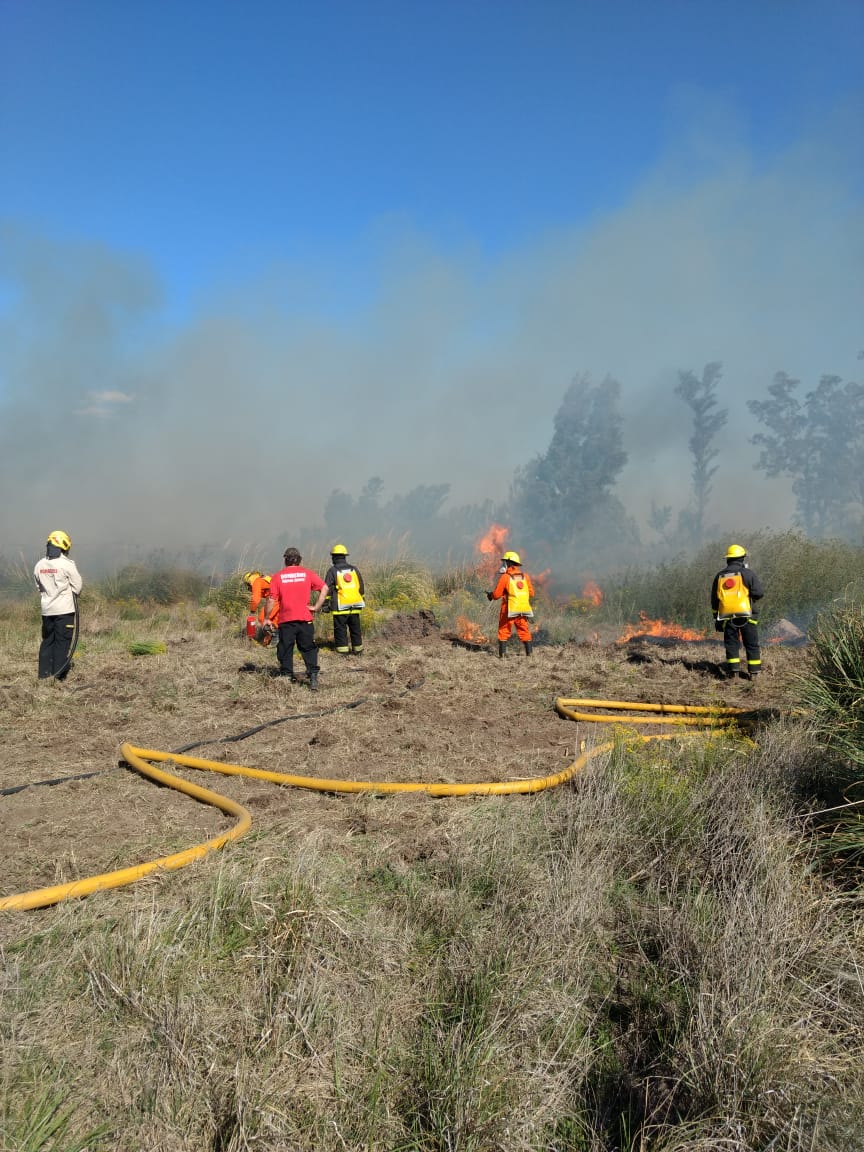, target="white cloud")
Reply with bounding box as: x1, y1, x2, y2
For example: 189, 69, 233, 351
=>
87, 390, 134, 404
